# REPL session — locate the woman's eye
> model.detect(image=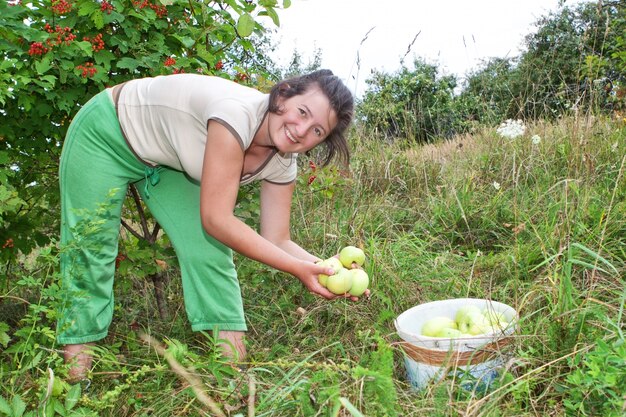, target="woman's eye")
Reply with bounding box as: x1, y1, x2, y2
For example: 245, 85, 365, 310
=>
314, 128, 322, 137
299, 108, 306, 116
